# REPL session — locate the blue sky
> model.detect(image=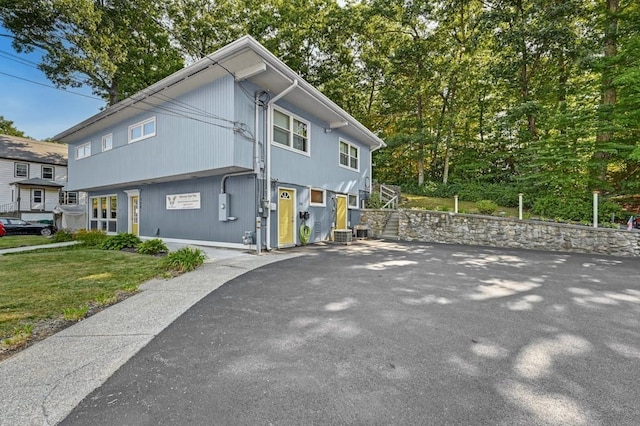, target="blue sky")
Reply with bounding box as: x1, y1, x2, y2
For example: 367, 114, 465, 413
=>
0, 28, 105, 140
